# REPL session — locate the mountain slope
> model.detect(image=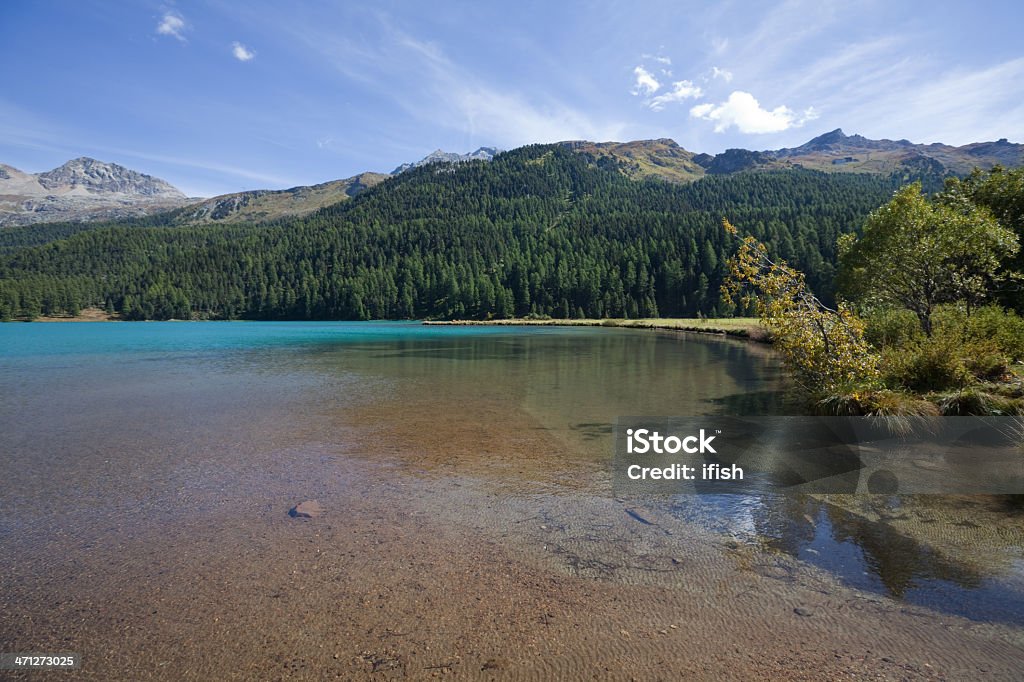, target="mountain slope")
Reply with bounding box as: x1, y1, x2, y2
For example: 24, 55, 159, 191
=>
0, 157, 190, 227
171, 172, 389, 225
560, 139, 706, 182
